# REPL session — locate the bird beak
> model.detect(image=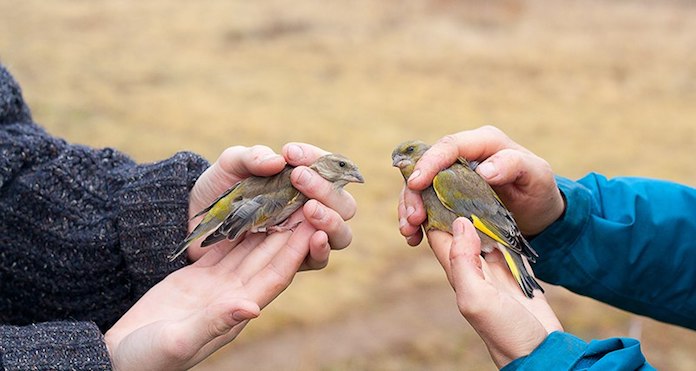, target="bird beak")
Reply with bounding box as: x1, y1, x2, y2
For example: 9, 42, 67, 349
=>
351, 172, 365, 184
392, 156, 407, 168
